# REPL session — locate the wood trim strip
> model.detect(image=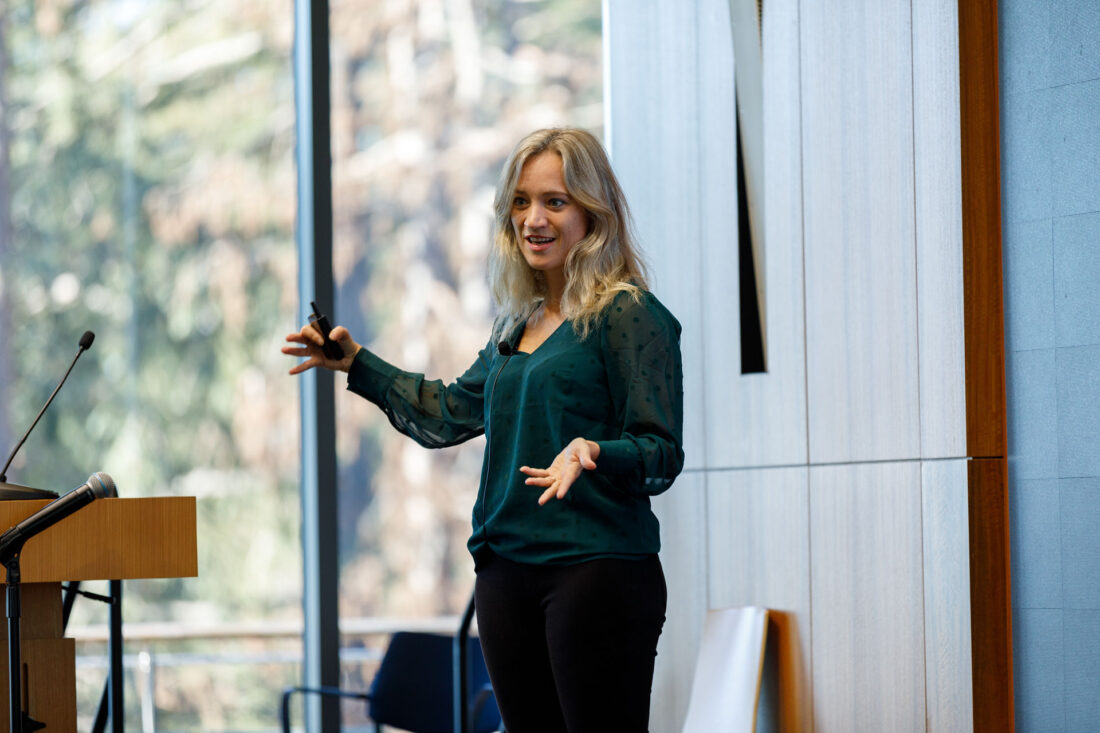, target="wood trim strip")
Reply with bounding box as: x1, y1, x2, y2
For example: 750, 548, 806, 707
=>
959, 1, 1013, 727
959, 0, 1007, 458
968, 457, 1014, 732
